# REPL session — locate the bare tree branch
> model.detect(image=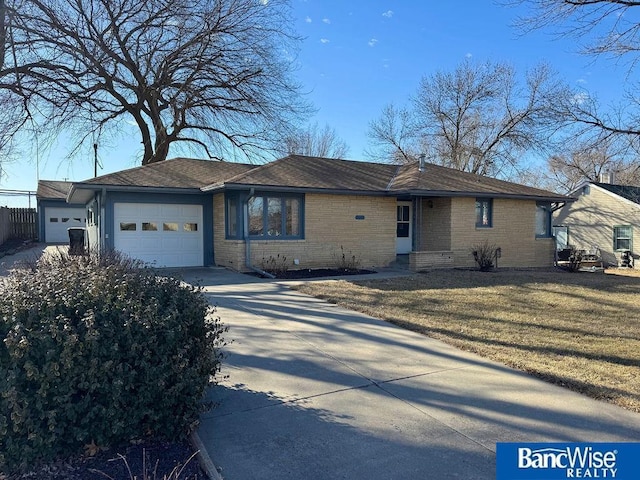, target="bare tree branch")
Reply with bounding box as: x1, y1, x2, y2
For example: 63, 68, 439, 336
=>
283, 122, 350, 159
0, 0, 310, 165
366, 60, 563, 177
